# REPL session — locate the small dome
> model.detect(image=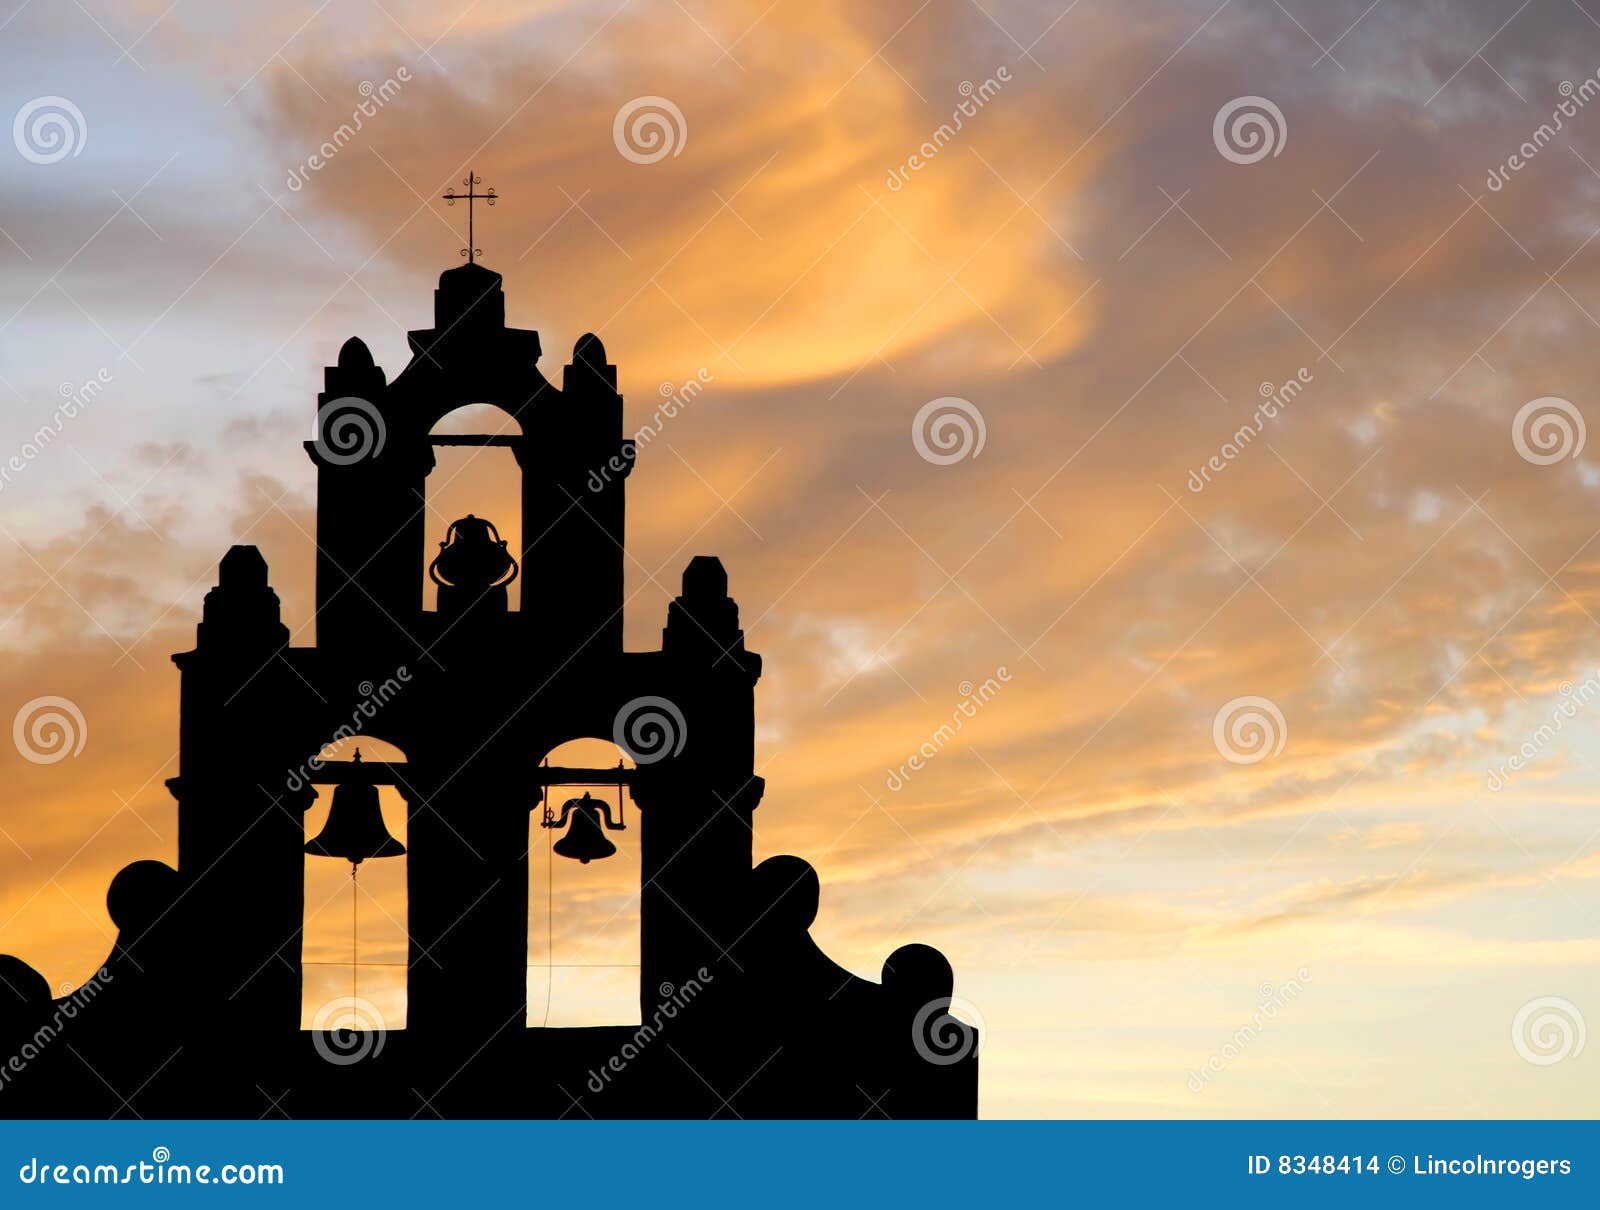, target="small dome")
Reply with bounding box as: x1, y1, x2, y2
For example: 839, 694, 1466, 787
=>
751, 856, 818, 931
338, 336, 374, 370
574, 332, 607, 366
881, 943, 953, 1002
107, 860, 182, 935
